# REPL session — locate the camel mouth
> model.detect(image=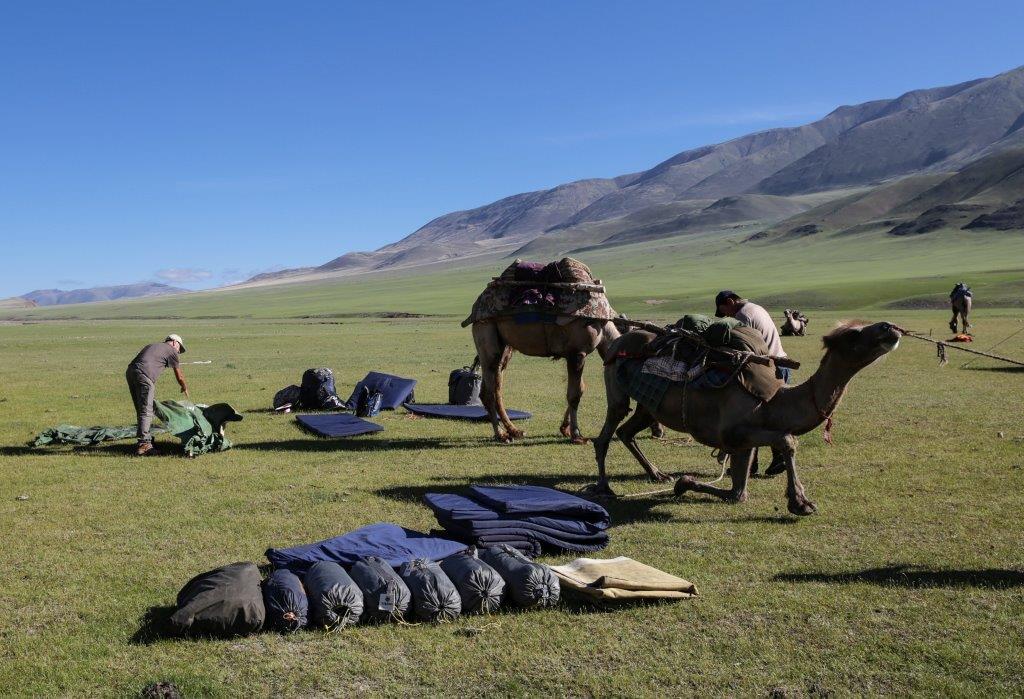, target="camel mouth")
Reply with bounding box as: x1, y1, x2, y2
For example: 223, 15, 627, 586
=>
881, 337, 900, 352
